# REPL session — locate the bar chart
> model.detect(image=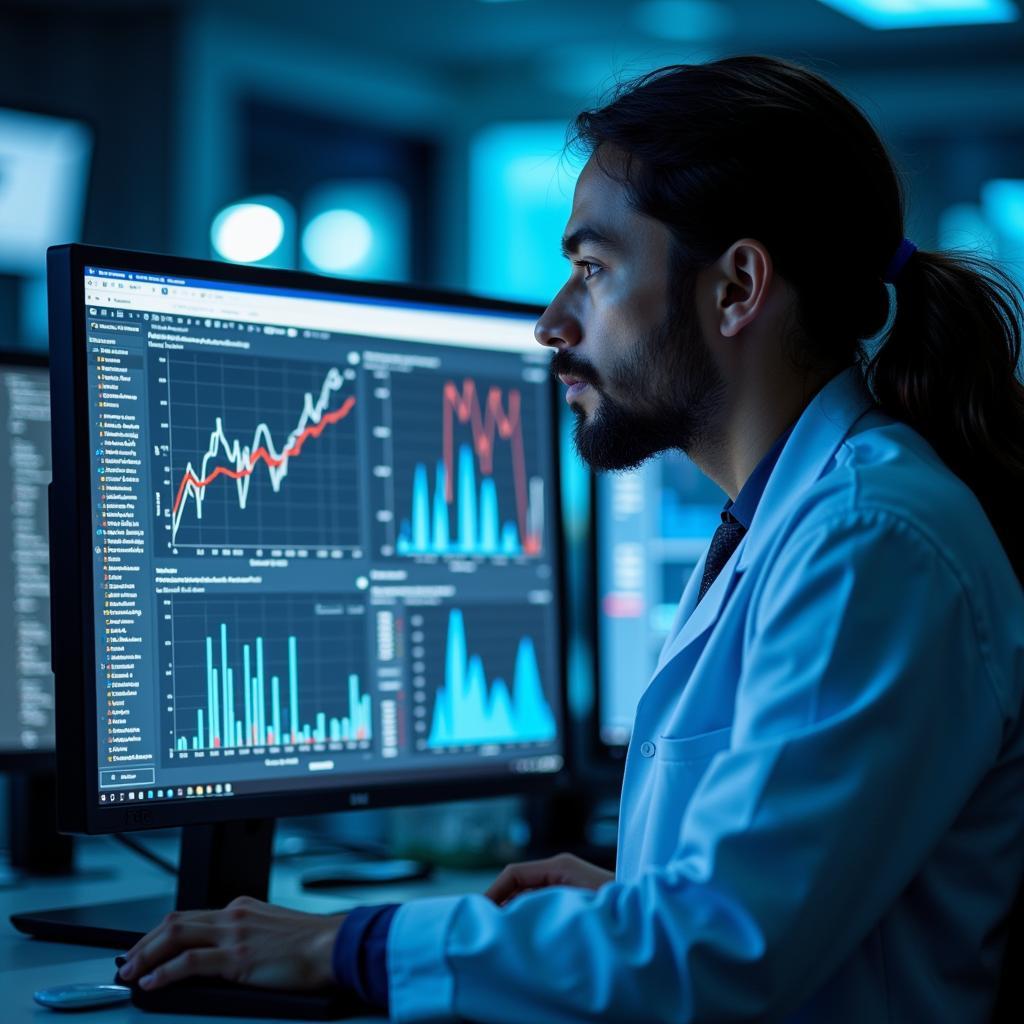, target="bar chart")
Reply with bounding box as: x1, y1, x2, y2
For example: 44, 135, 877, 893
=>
166, 593, 371, 754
